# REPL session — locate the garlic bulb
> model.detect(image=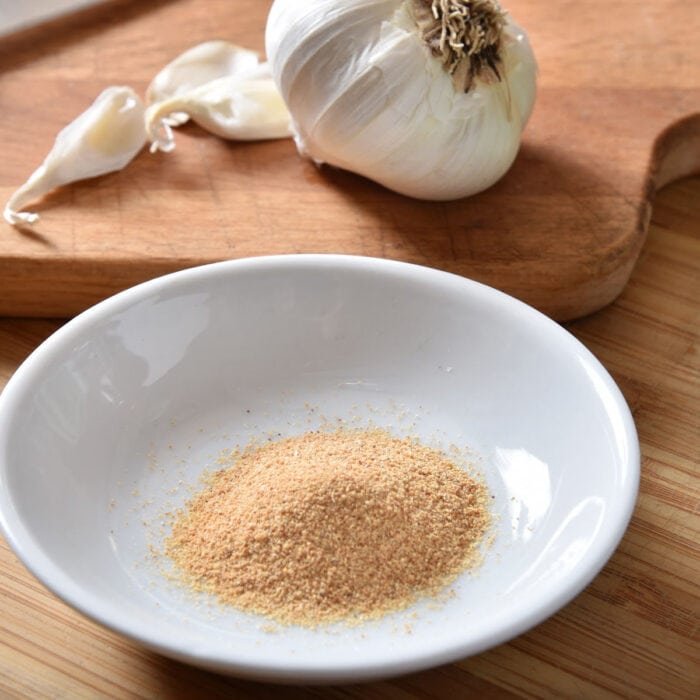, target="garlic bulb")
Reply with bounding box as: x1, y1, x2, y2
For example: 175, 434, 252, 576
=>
4, 86, 146, 226
145, 42, 292, 153
265, 0, 537, 200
